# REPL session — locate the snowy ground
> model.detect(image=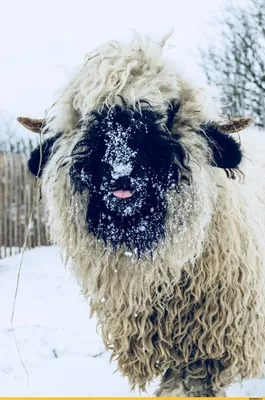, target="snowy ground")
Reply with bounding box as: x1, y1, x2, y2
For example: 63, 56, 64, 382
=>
0, 246, 264, 396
